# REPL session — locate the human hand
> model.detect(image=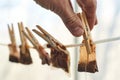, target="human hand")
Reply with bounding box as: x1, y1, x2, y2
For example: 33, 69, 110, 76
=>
34, 0, 97, 37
